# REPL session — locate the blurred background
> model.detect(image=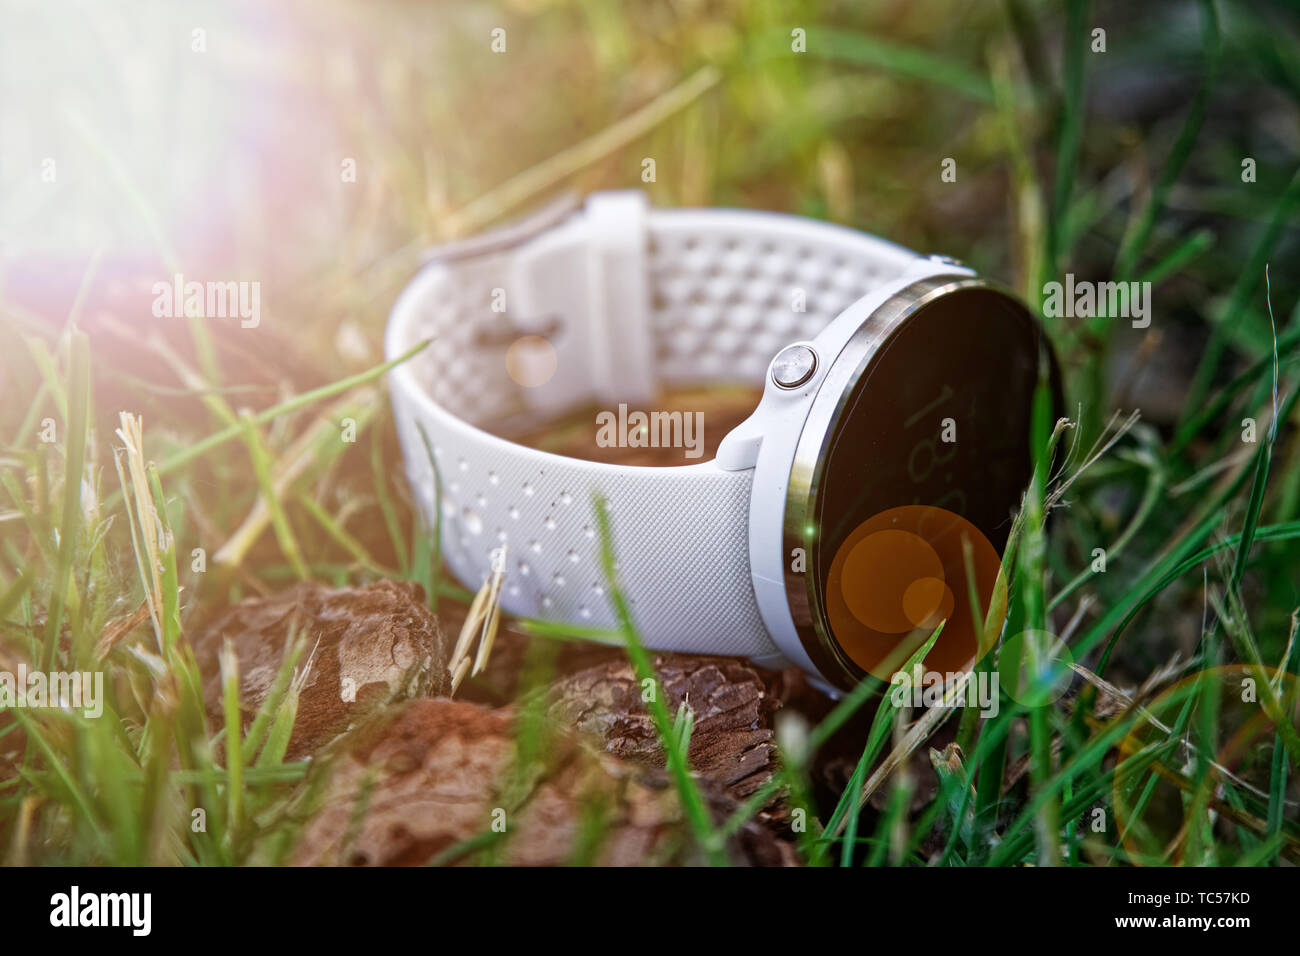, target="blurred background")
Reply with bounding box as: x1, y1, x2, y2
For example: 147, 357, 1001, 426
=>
3, 0, 1300, 869
3, 0, 1300, 693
